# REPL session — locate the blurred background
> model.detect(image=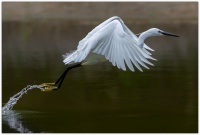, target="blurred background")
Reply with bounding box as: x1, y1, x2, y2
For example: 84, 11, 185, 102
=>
2, 2, 198, 133
2, 2, 197, 23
